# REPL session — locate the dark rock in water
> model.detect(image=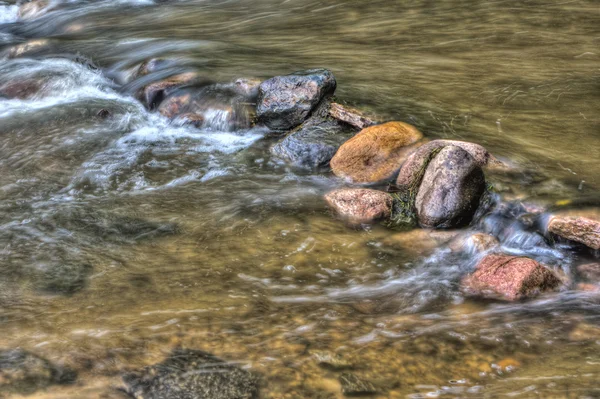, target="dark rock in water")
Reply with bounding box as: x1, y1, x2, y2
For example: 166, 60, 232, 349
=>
415, 146, 486, 228
461, 254, 561, 301
0, 349, 76, 395
256, 69, 336, 130
34, 260, 92, 295
158, 83, 256, 131
271, 119, 355, 168
122, 349, 259, 399
339, 373, 377, 396
325, 188, 393, 224
330, 121, 423, 184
